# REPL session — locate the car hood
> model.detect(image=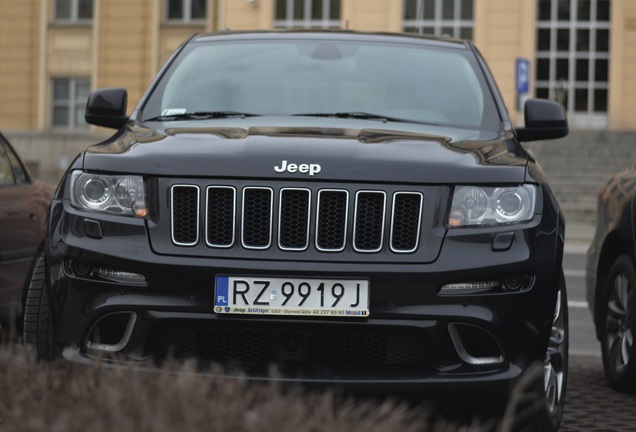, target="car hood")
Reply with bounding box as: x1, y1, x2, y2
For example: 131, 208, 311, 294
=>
82, 118, 528, 184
